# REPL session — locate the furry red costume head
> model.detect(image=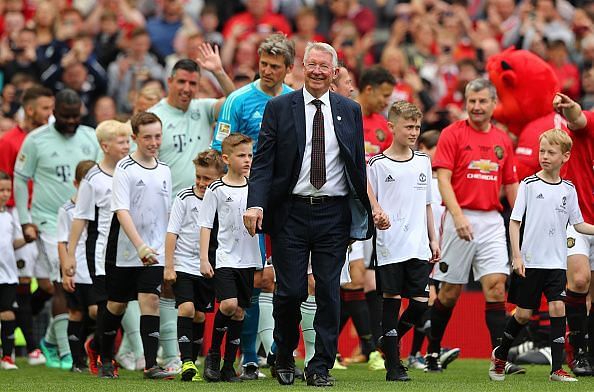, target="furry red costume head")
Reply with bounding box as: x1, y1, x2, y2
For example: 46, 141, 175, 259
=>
487, 48, 560, 135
